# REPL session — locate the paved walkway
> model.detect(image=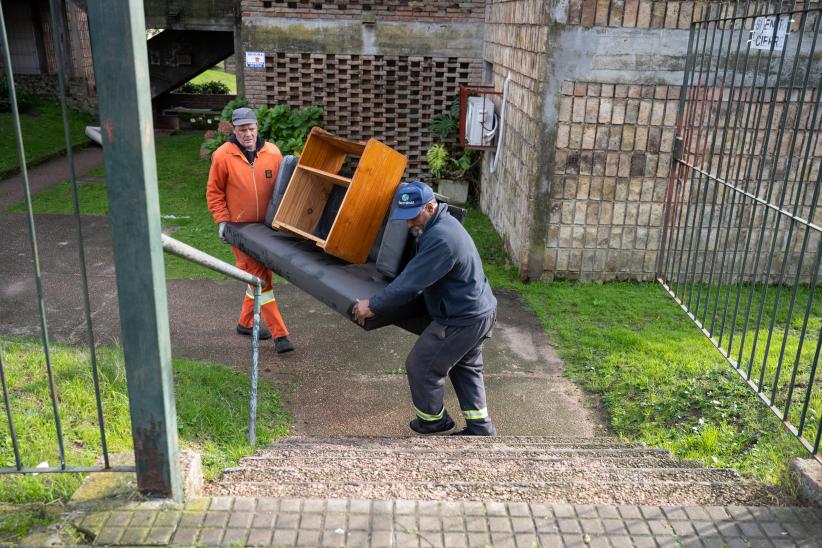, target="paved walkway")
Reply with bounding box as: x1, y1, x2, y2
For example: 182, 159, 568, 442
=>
66, 496, 822, 547
0, 211, 603, 437
0, 146, 104, 210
